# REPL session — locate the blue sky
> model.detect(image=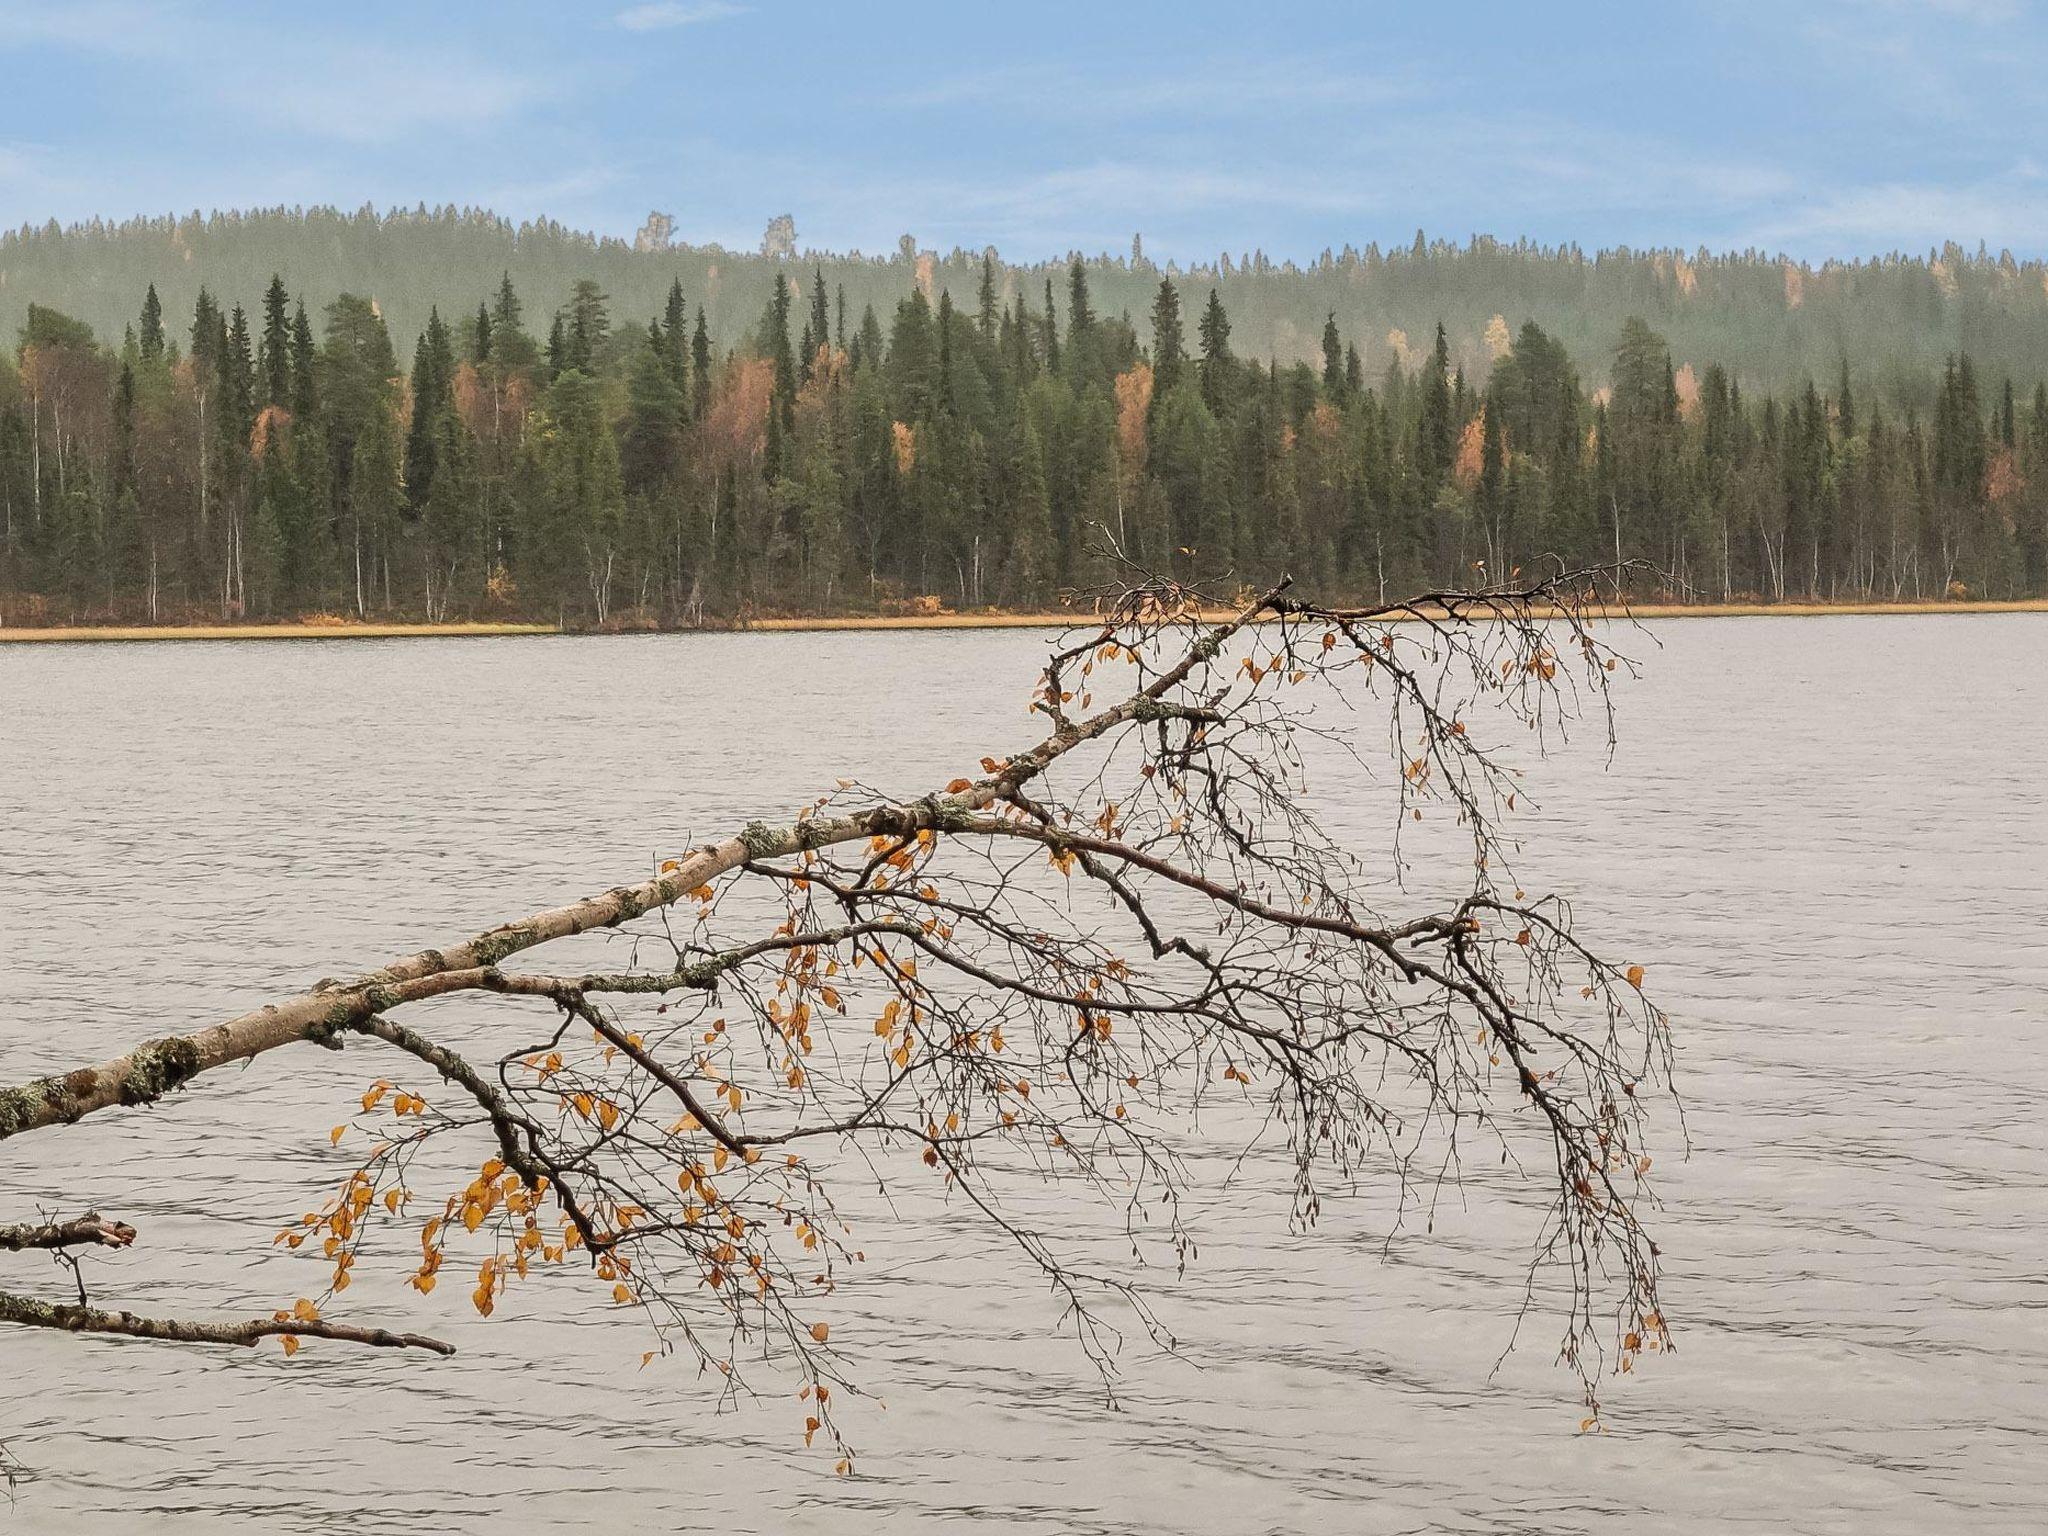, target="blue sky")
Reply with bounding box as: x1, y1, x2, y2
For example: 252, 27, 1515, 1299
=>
0, 0, 2042, 263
